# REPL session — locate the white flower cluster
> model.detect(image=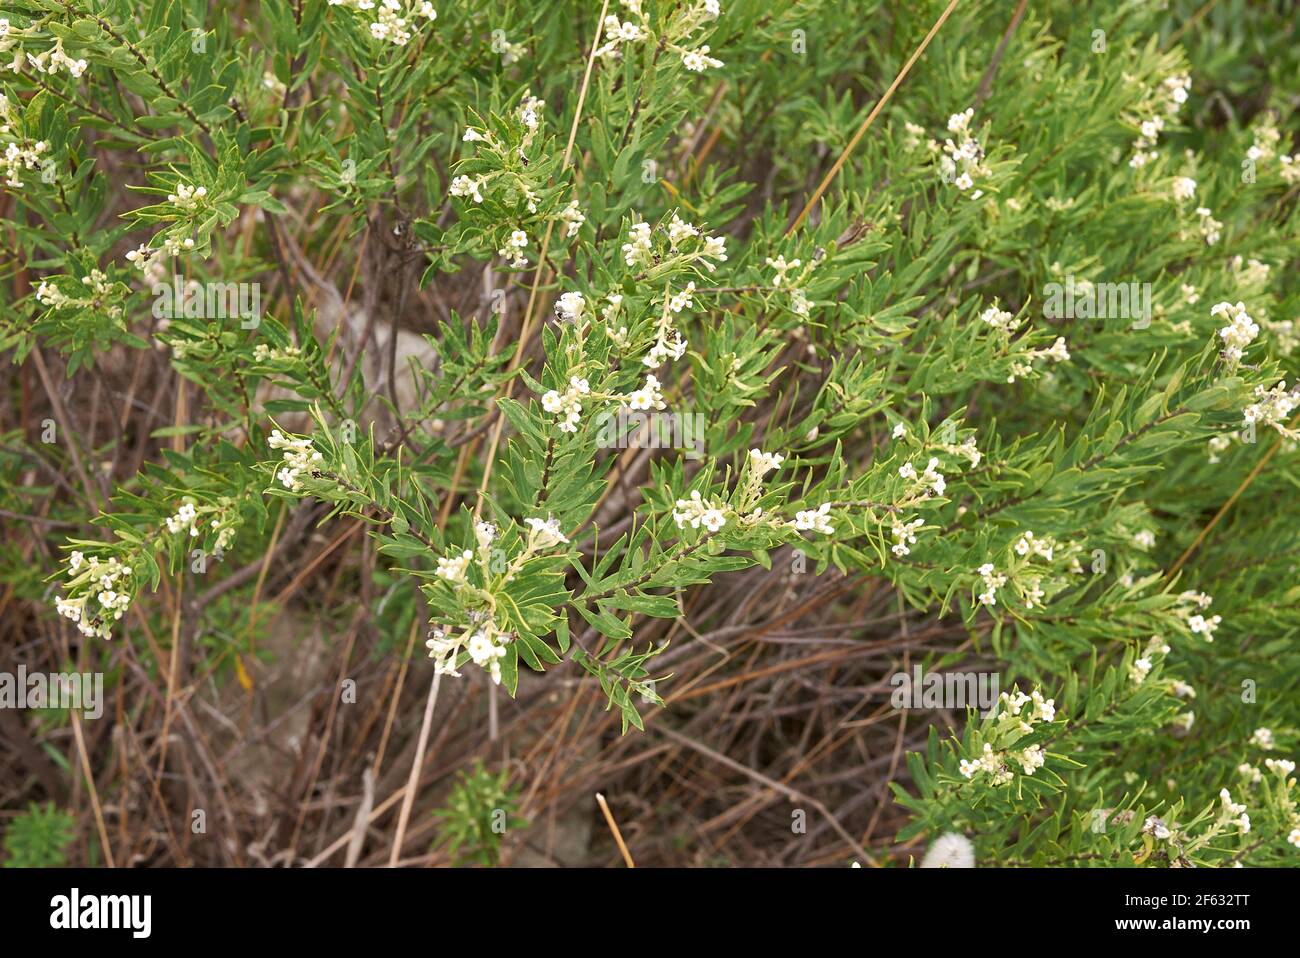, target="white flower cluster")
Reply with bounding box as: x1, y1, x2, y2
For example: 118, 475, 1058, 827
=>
163, 501, 235, 551
1250, 727, 1275, 750
890, 516, 925, 557
898, 457, 946, 499
959, 688, 1055, 785
643, 320, 689, 368
595, 1, 648, 60
623, 212, 727, 272
748, 448, 784, 477
1245, 113, 1280, 165
497, 229, 528, 269
766, 255, 813, 316
1014, 530, 1055, 561
426, 517, 568, 684
268, 429, 324, 491
681, 46, 723, 72
979, 303, 1021, 333
35, 270, 121, 319
327, 0, 437, 47
167, 182, 207, 211
55, 552, 134, 639
1230, 255, 1271, 289
1129, 635, 1170, 686
554, 290, 587, 325
673, 489, 728, 533
559, 200, 585, 238
539, 372, 665, 434
1265, 757, 1295, 777
622, 220, 654, 267
1211, 300, 1257, 367
125, 234, 195, 280
524, 515, 569, 549
425, 625, 507, 684
436, 549, 473, 583
449, 174, 484, 203
516, 91, 544, 144
15, 37, 89, 79
622, 373, 666, 412
1171, 175, 1196, 203
1176, 589, 1221, 642
1243, 381, 1299, 439
490, 31, 526, 65
790, 502, 834, 535
1194, 205, 1221, 245
919, 833, 975, 869
937, 434, 982, 468
939, 108, 989, 198
1280, 153, 1300, 186
252, 343, 301, 363
0, 93, 52, 190
1217, 788, 1250, 834
975, 563, 1007, 607
1008, 337, 1070, 384
595, 2, 722, 70
164, 501, 202, 538
541, 376, 591, 433
1129, 74, 1189, 168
